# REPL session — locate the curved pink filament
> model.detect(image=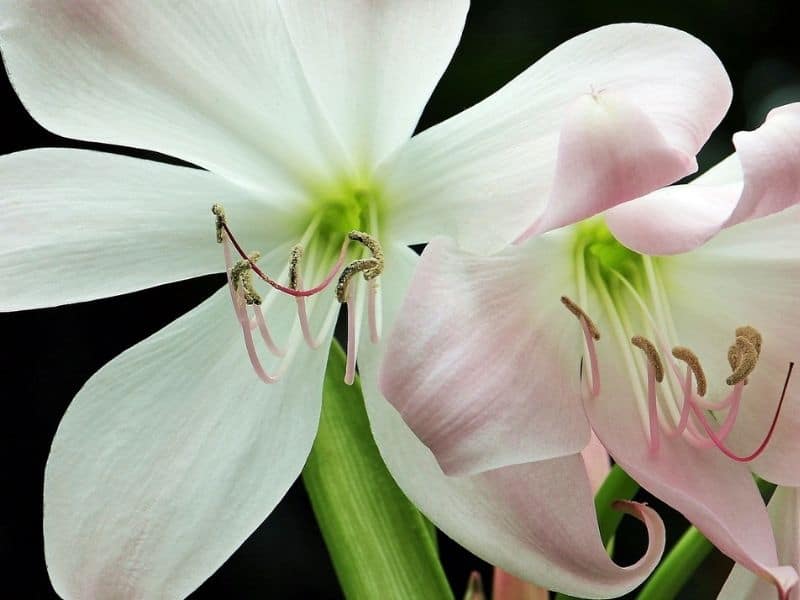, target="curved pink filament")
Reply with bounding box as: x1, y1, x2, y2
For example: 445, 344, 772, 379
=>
580, 317, 601, 397
223, 236, 281, 383
222, 222, 349, 297
690, 363, 793, 462
344, 284, 359, 385
646, 362, 660, 454
368, 279, 380, 344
